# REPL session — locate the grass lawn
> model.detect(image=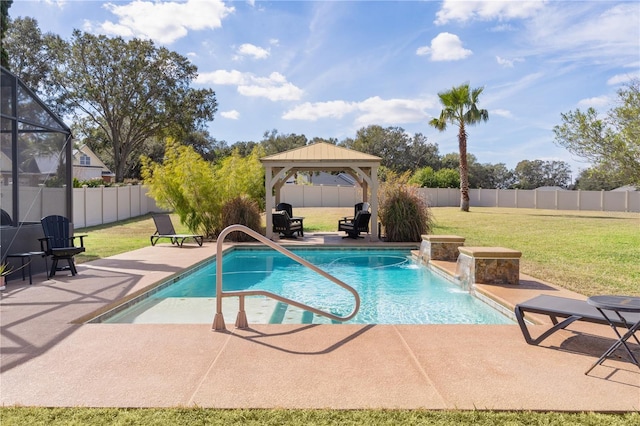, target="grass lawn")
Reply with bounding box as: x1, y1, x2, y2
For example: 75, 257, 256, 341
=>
1, 407, 638, 425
